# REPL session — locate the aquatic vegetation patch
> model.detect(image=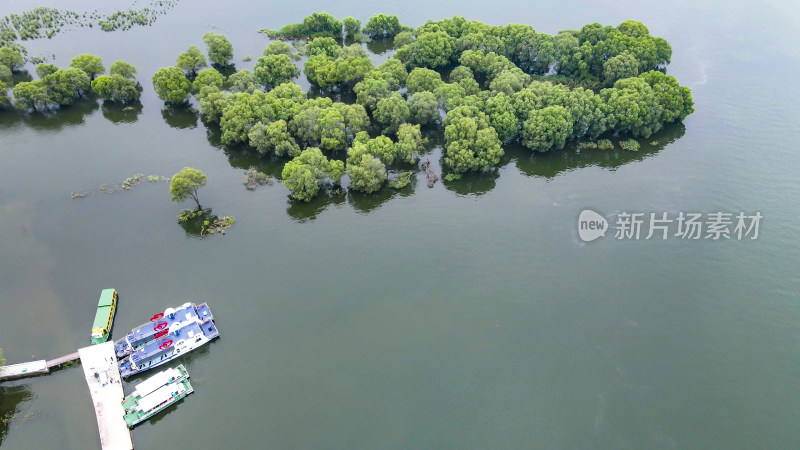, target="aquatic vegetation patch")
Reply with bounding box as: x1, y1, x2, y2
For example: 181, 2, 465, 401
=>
243, 168, 274, 190
70, 173, 169, 199
177, 208, 235, 236
620, 139, 641, 152
389, 171, 413, 189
